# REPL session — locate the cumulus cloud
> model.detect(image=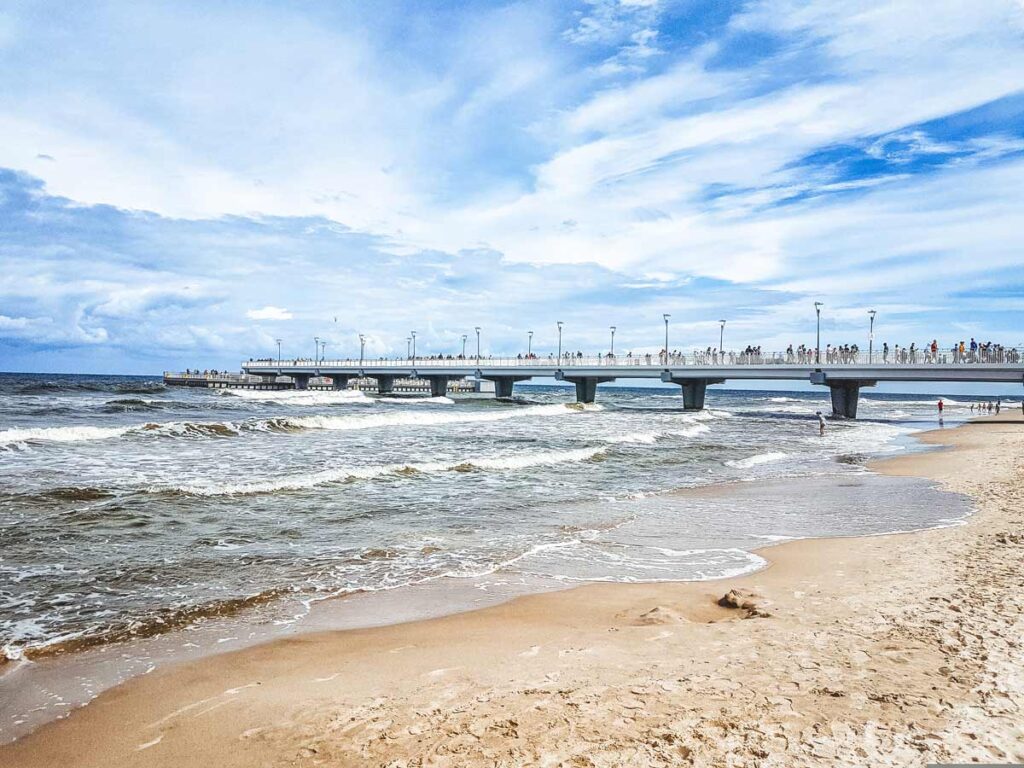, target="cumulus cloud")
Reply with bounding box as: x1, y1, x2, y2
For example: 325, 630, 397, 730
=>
246, 306, 293, 321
